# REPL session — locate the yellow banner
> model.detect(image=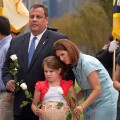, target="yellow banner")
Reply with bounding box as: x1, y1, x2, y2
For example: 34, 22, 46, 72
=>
112, 0, 120, 40
0, 7, 3, 15
1, 0, 29, 33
